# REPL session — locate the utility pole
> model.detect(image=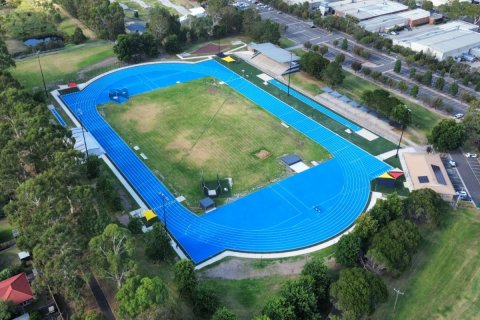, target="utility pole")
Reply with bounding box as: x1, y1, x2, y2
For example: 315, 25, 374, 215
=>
36, 51, 48, 98
287, 52, 293, 97
395, 108, 411, 158
393, 288, 404, 314
159, 192, 168, 232
77, 108, 89, 158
